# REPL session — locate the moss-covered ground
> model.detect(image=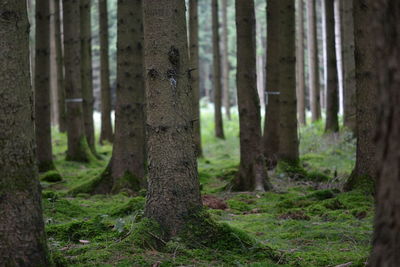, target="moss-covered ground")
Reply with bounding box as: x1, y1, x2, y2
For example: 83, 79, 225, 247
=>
44, 110, 372, 266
